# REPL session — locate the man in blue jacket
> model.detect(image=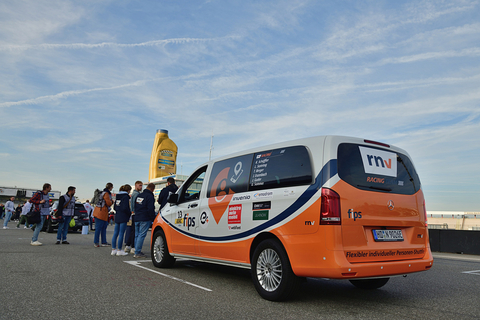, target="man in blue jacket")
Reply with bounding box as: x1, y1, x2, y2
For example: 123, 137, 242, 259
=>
133, 183, 156, 258
157, 177, 178, 211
